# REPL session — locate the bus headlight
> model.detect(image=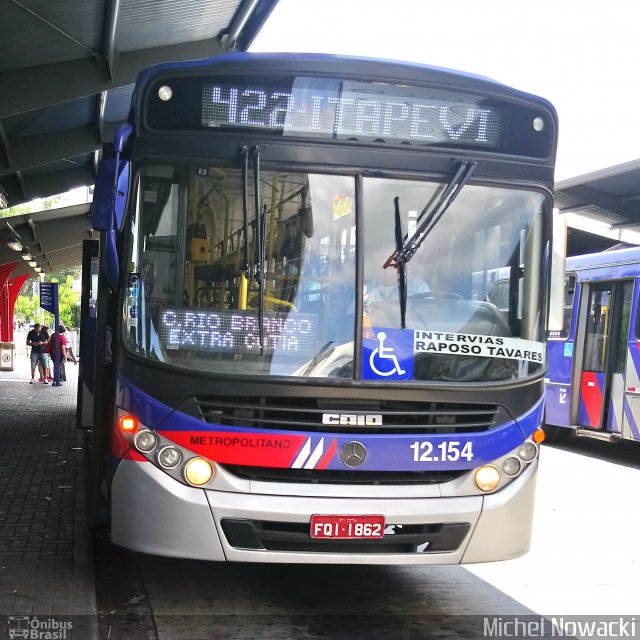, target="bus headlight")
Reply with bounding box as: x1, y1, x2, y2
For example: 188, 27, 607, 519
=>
158, 446, 181, 469
474, 465, 500, 492
517, 442, 537, 462
134, 429, 158, 453
502, 456, 522, 477
184, 457, 214, 486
